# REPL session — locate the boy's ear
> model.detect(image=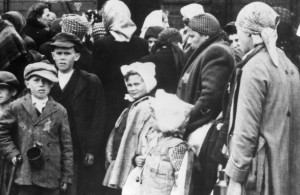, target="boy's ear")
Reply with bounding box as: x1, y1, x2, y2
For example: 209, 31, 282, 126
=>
24, 80, 29, 88
51, 52, 55, 60
74, 53, 80, 62
12, 89, 17, 97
